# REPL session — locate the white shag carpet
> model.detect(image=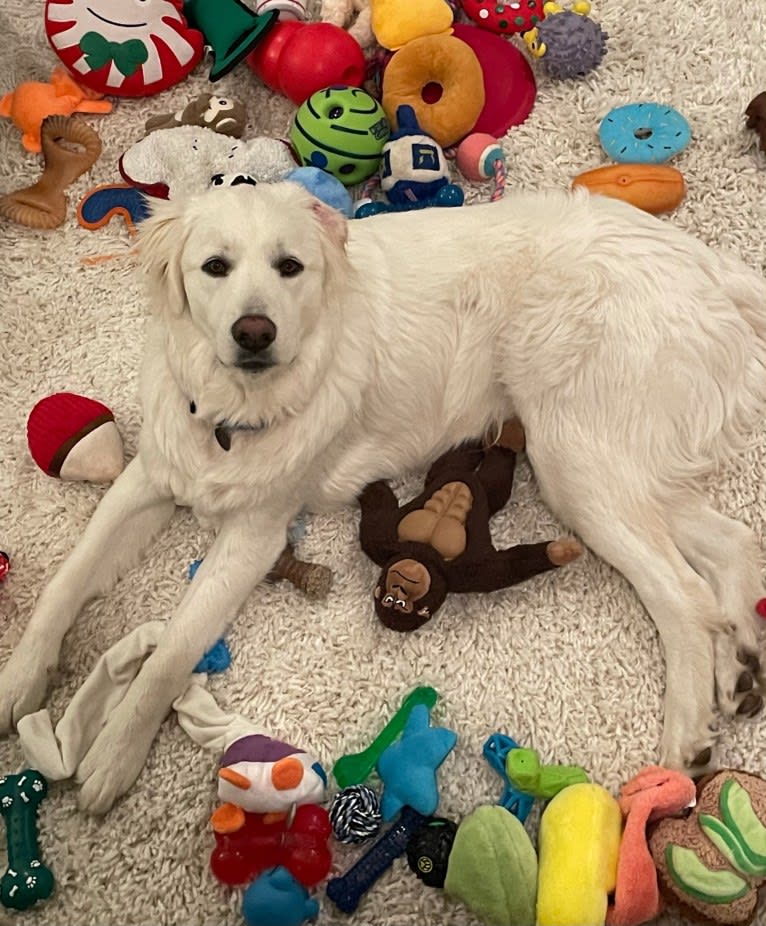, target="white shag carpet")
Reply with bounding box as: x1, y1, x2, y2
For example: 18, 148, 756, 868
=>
1, 2, 766, 925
